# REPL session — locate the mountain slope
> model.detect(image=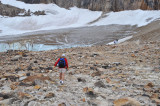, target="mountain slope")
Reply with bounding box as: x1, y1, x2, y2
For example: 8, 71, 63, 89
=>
130, 20, 160, 42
